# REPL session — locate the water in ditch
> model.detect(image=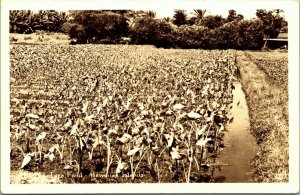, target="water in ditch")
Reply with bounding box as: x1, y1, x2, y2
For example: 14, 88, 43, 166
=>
212, 82, 258, 182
